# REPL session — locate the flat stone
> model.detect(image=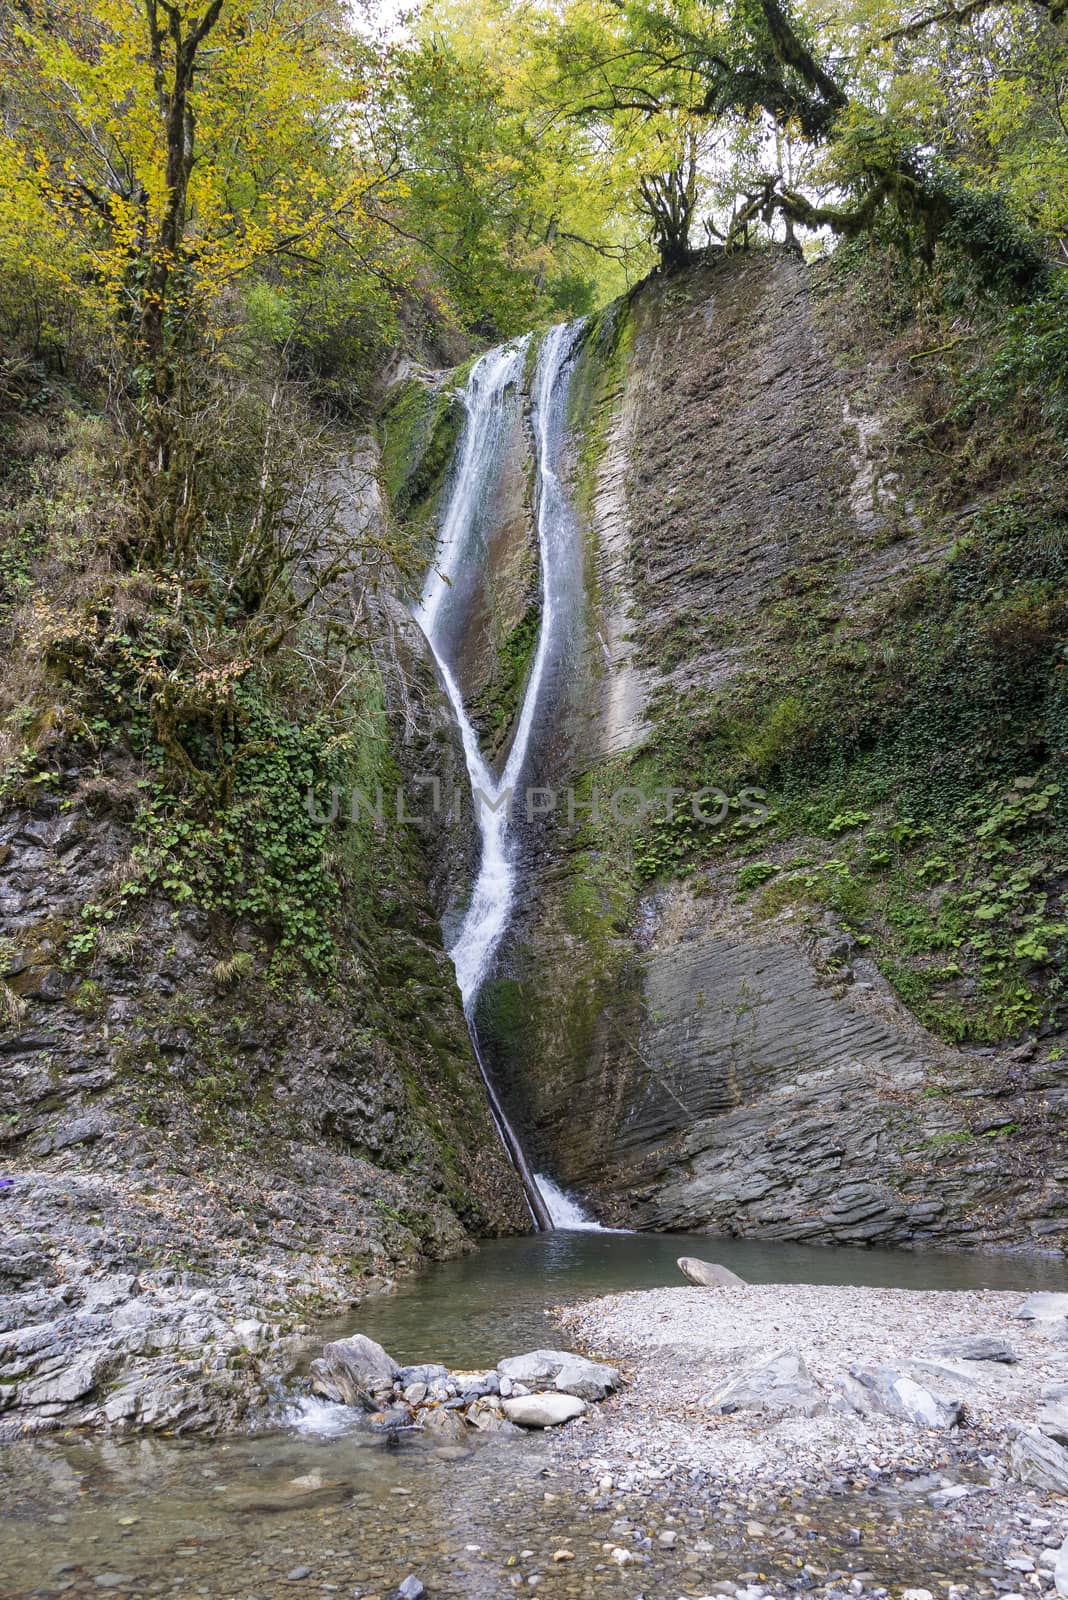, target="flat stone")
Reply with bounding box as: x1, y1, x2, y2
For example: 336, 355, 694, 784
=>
1009, 1427, 1068, 1493
677, 1257, 746, 1288
93, 1578, 134, 1590
500, 1392, 587, 1428
935, 1336, 1018, 1364
1013, 1293, 1068, 1322
706, 1352, 825, 1417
